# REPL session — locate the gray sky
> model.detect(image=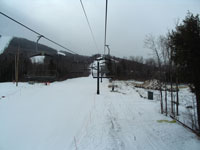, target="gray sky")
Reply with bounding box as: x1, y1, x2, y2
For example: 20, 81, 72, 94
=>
0, 0, 199, 58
